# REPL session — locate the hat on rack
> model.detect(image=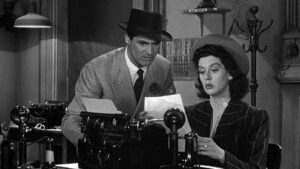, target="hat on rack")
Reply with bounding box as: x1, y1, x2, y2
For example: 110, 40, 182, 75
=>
191, 34, 249, 75
119, 8, 172, 41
